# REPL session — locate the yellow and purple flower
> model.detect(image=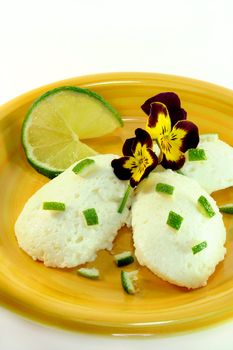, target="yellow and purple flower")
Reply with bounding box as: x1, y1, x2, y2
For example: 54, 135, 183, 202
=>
141, 92, 187, 127
111, 128, 158, 187
142, 92, 199, 170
